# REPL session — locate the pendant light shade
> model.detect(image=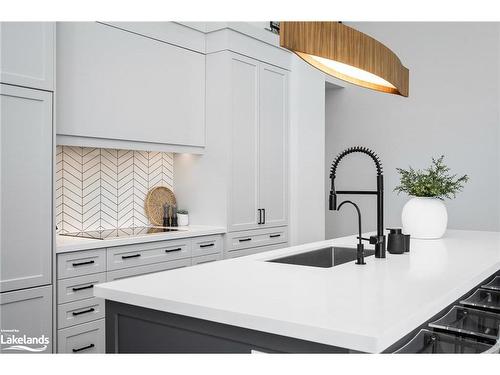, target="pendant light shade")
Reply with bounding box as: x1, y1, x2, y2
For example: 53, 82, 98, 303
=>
280, 22, 409, 97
